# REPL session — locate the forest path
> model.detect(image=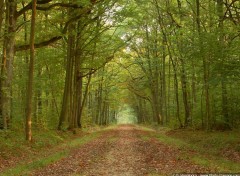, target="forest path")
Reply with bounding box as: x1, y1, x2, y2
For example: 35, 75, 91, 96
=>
32, 125, 213, 176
